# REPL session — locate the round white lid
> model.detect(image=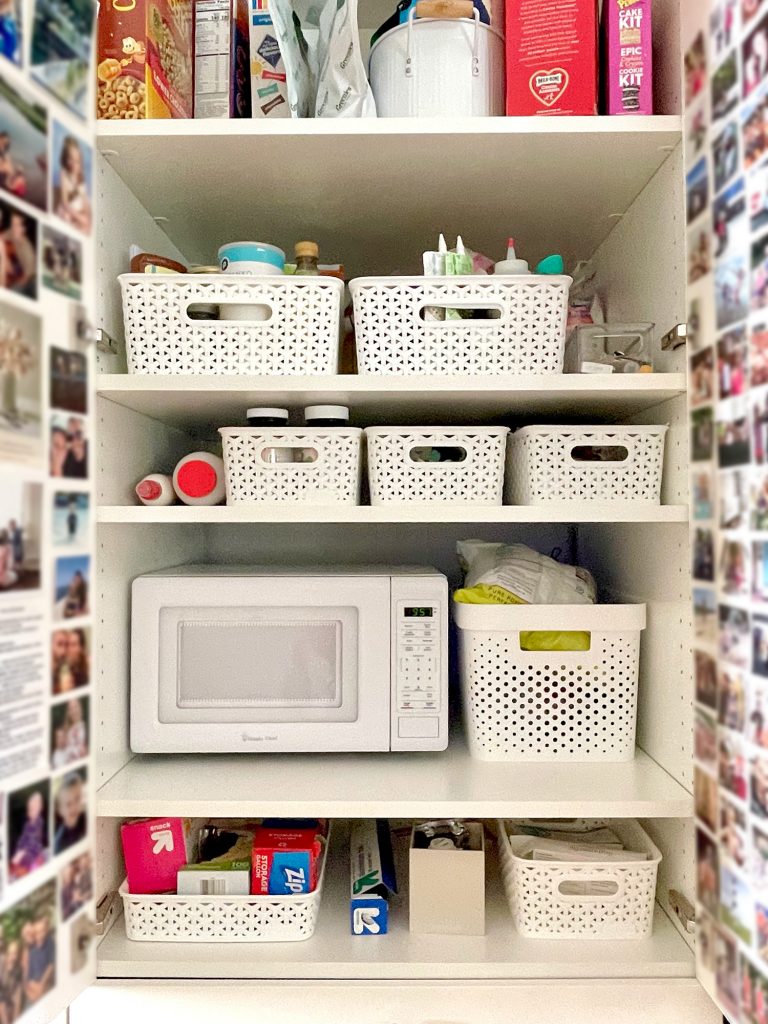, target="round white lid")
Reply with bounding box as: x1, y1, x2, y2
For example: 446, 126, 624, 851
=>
304, 405, 350, 421
246, 407, 289, 420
